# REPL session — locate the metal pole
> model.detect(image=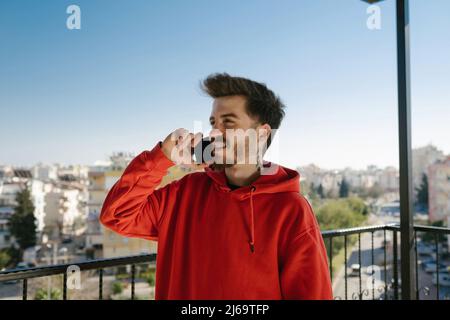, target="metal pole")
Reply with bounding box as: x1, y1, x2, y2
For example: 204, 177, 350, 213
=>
396, 0, 416, 300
